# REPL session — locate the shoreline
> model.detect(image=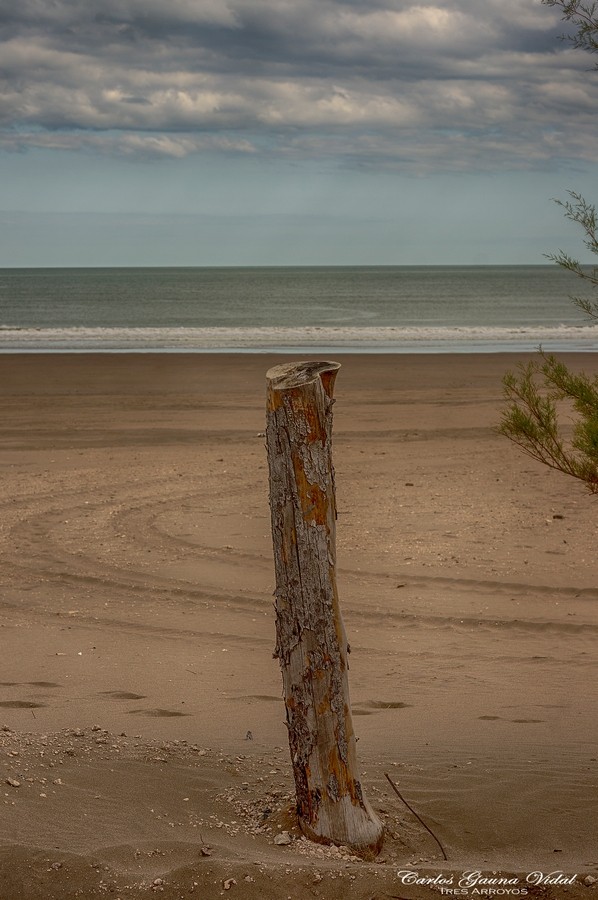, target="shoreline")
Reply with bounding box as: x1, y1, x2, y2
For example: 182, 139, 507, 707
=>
1, 345, 597, 353
1, 351, 597, 897
2, 322, 598, 356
